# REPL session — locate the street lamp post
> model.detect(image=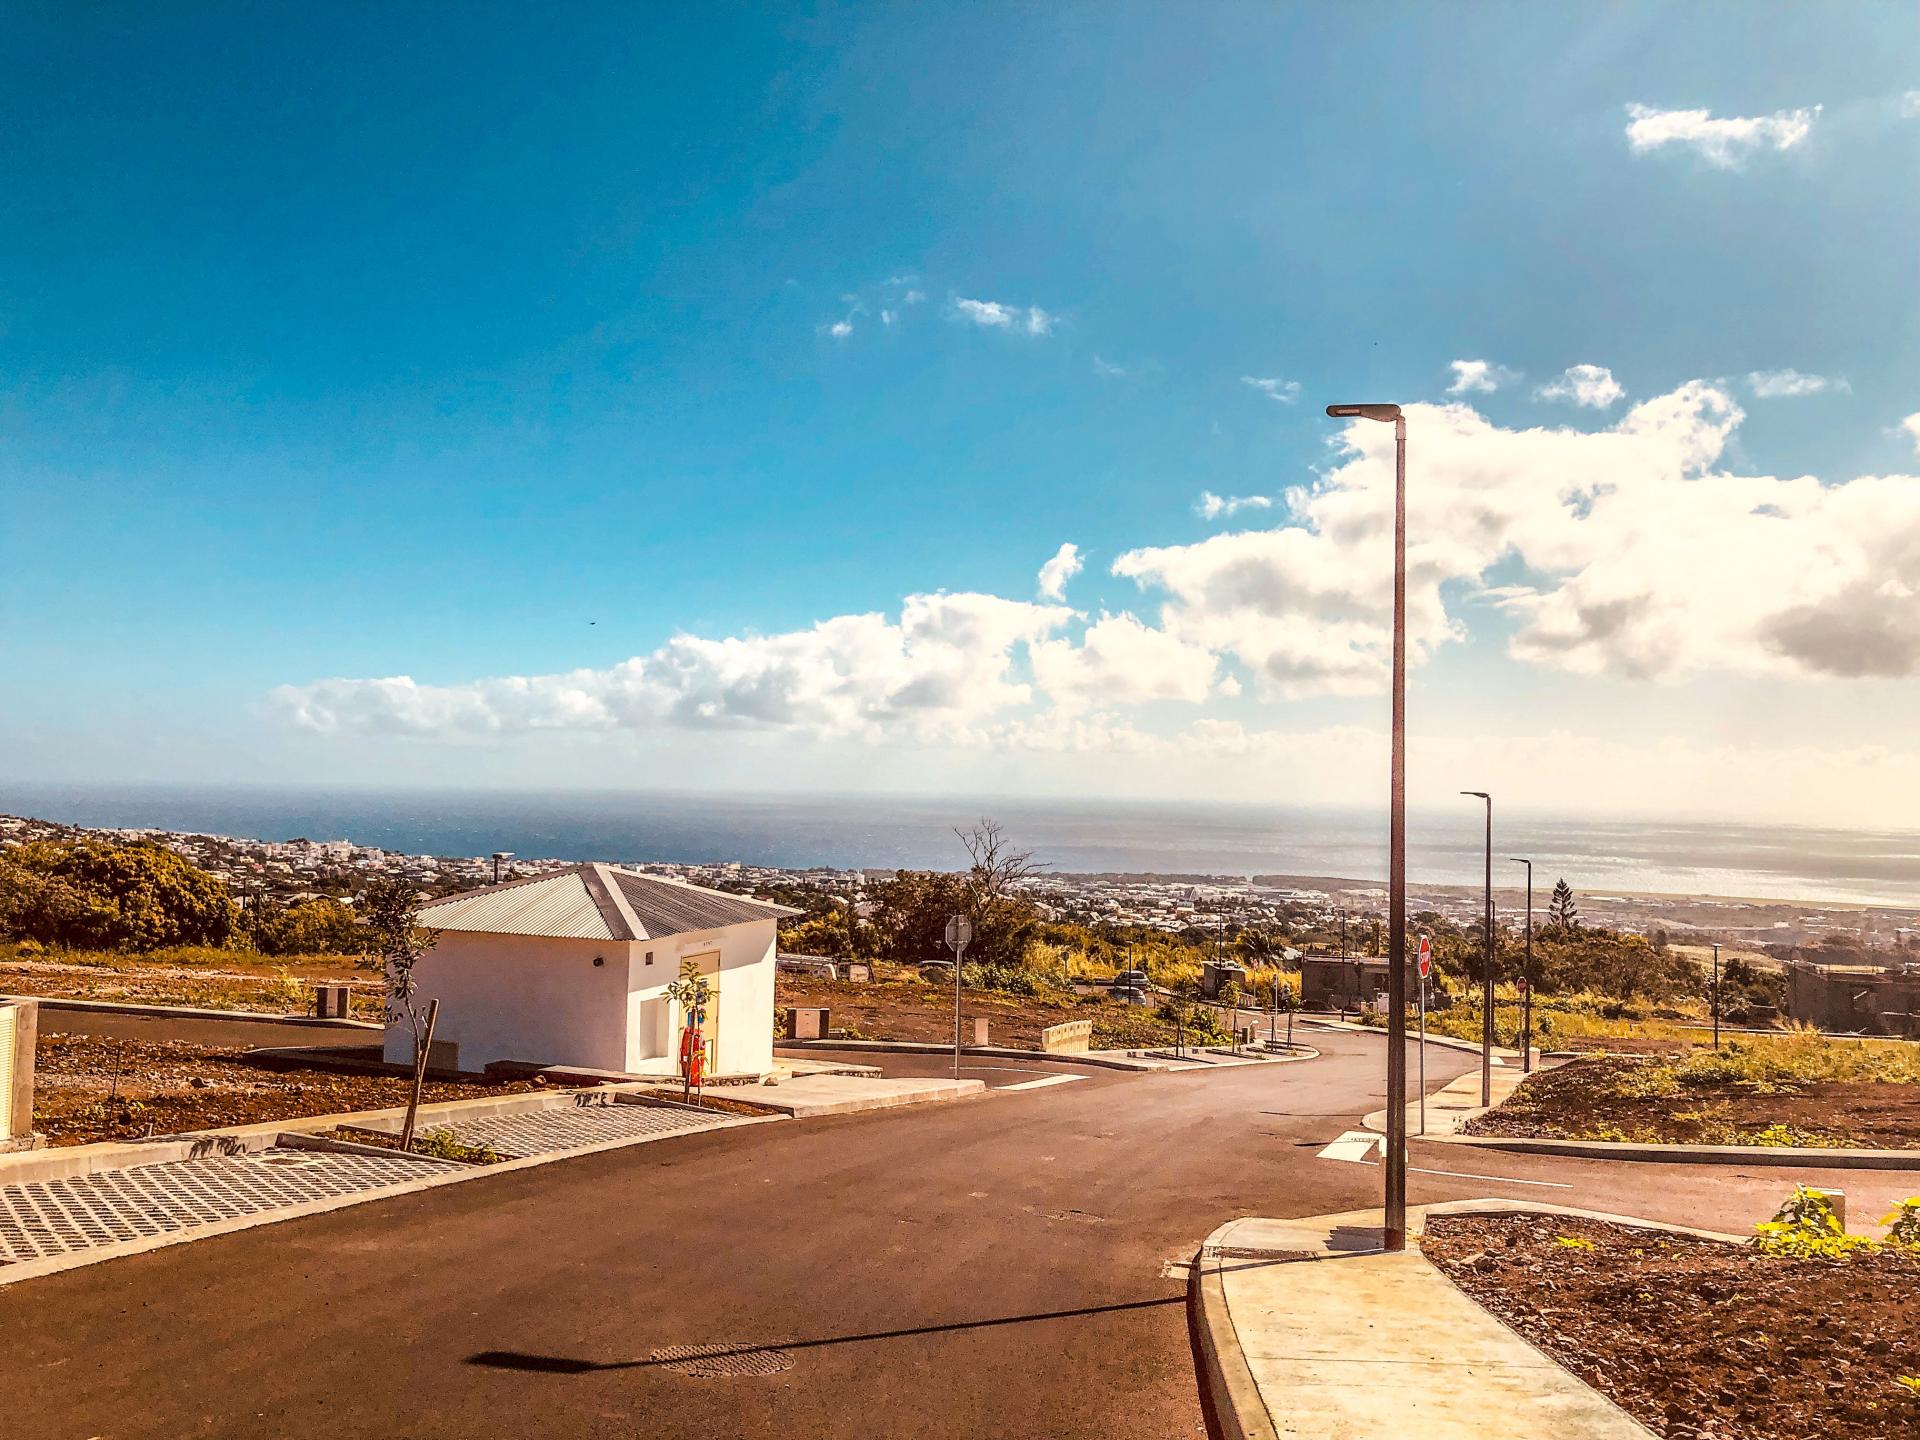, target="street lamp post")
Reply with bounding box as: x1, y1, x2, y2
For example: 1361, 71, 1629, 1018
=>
1461, 791, 1493, 1105
491, 851, 514, 884
1326, 402, 1407, 1251
1509, 857, 1533, 1074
